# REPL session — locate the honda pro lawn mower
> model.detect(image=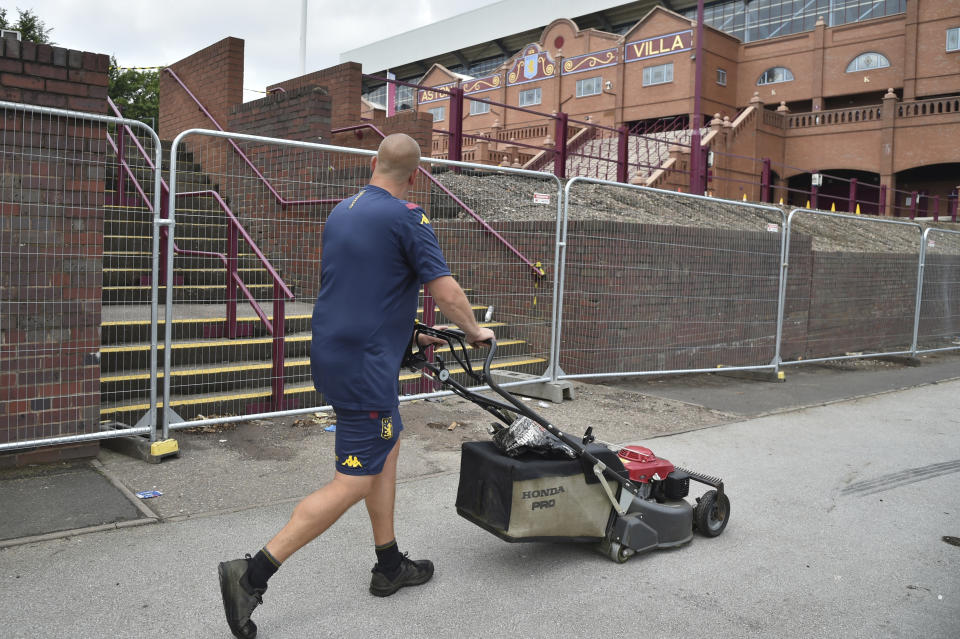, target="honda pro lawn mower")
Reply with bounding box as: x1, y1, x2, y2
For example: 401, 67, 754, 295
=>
404, 323, 731, 563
